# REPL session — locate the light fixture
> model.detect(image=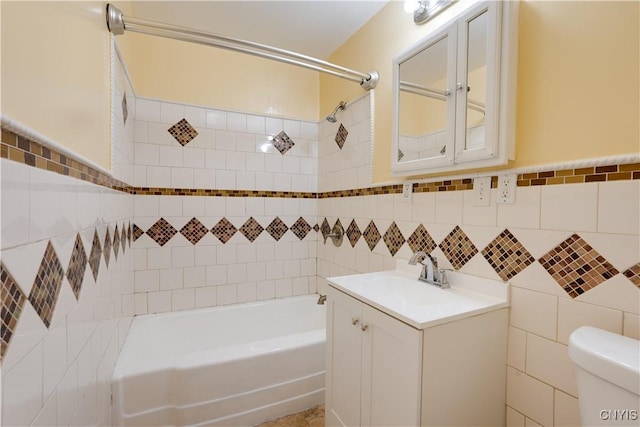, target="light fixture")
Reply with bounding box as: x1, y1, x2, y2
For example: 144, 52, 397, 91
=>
405, 0, 455, 24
